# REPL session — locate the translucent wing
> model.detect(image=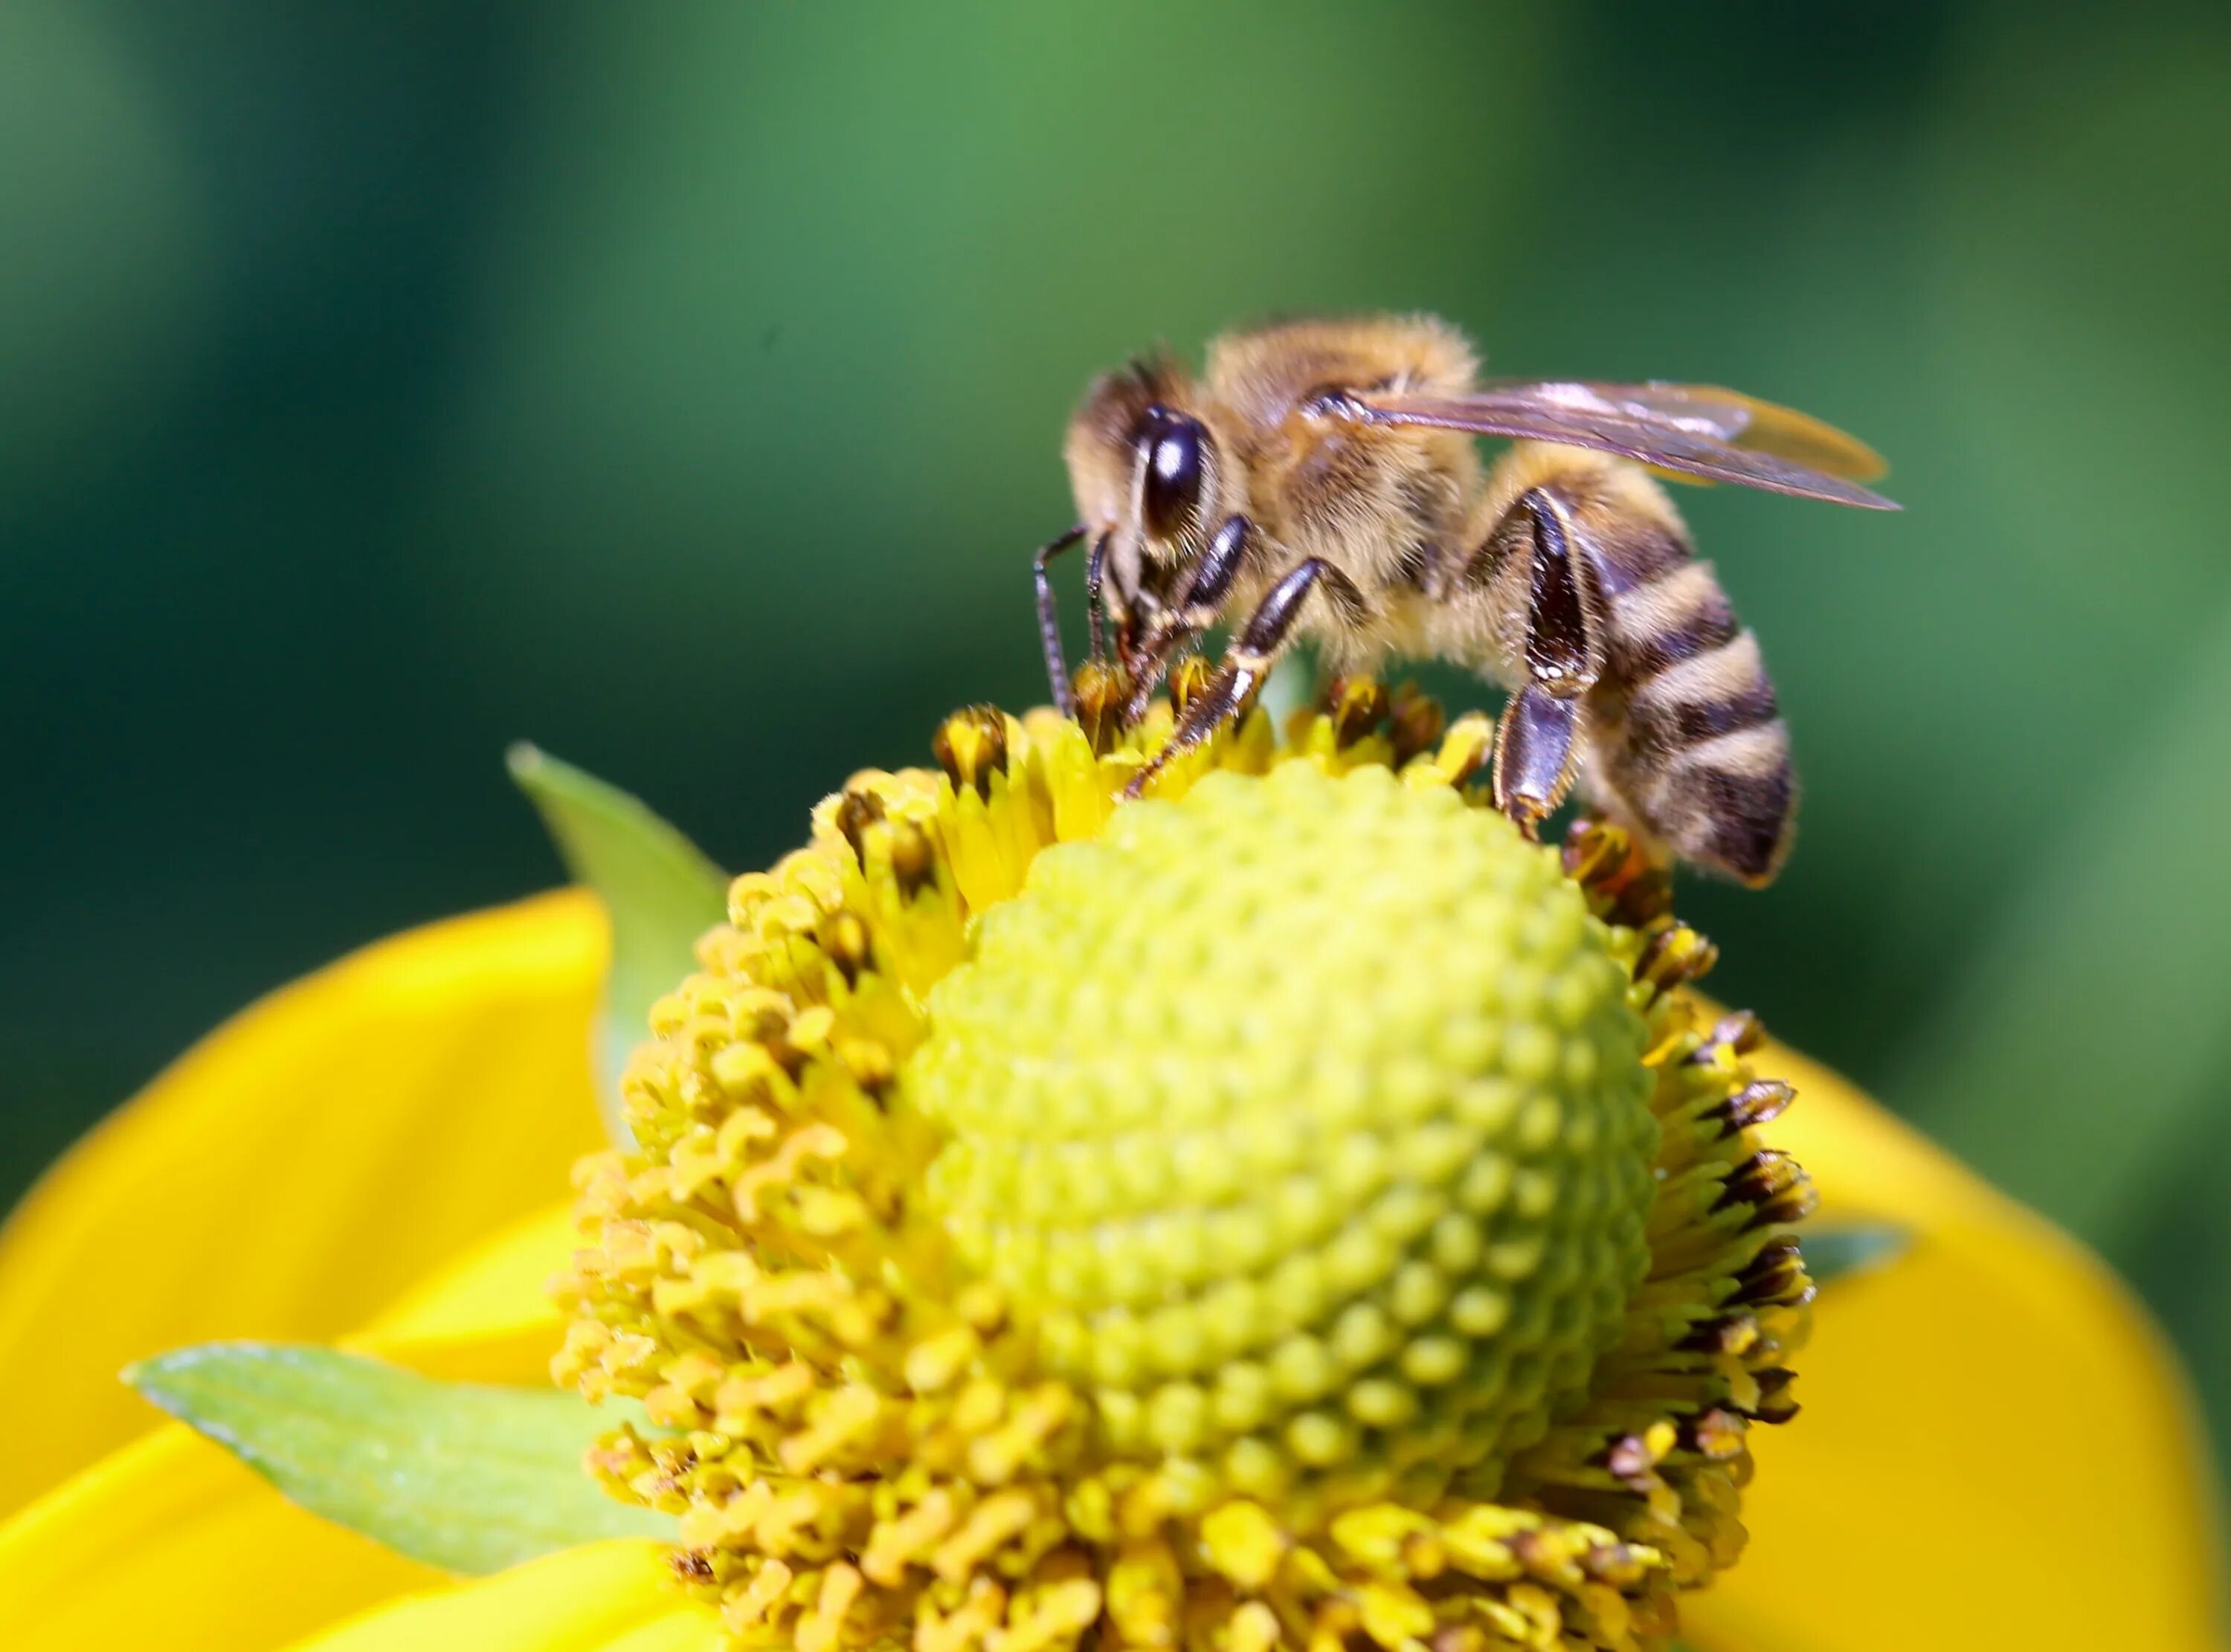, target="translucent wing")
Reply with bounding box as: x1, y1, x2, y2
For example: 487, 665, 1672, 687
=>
1548, 380, 1891, 479
1341, 379, 1899, 509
